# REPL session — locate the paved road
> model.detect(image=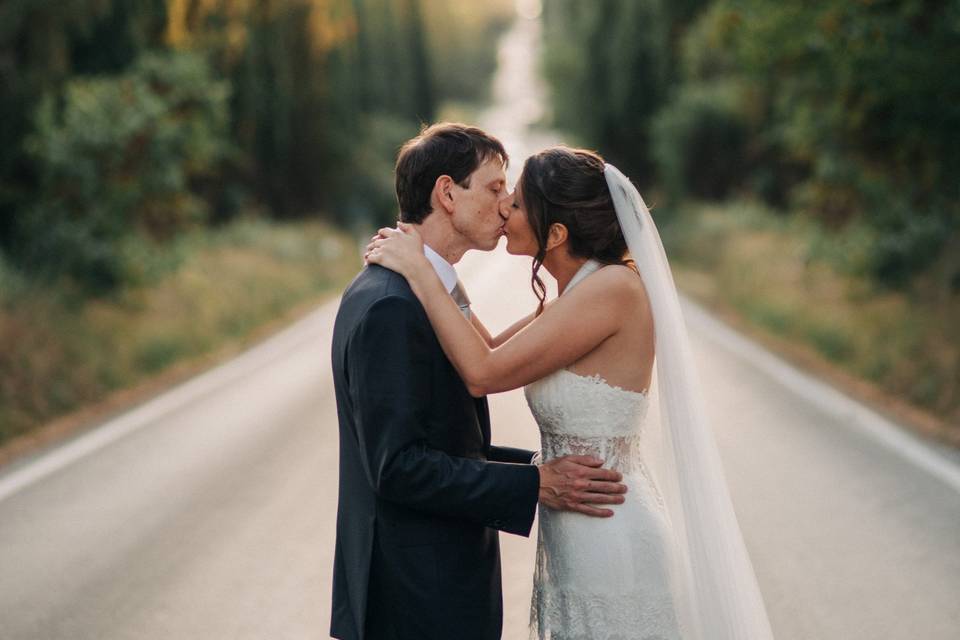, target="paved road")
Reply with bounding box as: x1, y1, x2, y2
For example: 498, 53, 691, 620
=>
2, 15, 959, 640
